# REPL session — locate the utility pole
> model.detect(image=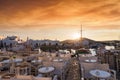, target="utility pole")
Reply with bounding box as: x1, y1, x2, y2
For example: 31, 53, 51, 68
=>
79, 24, 83, 48
80, 24, 83, 41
